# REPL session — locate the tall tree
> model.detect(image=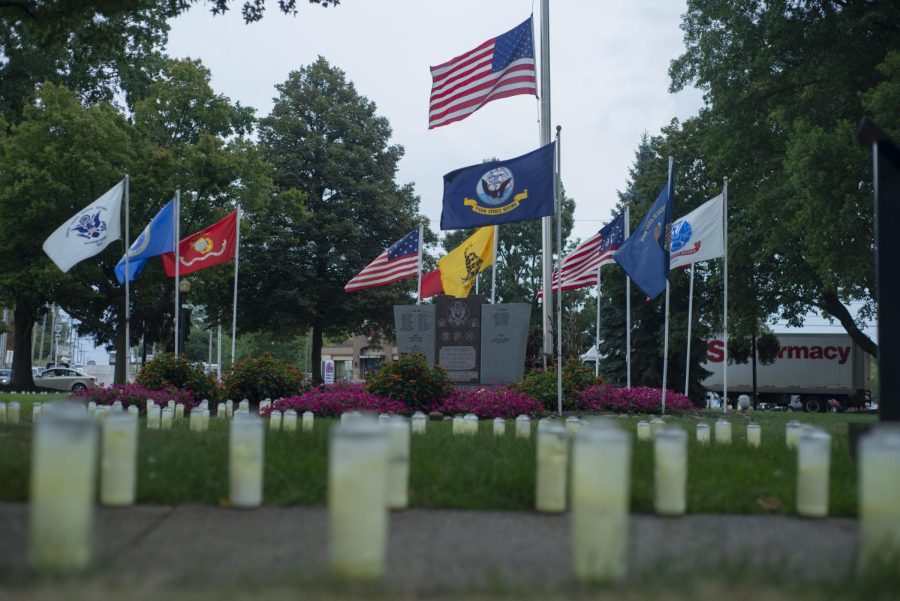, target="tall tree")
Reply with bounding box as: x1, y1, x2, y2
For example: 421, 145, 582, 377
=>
669, 0, 900, 358
254, 57, 422, 382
